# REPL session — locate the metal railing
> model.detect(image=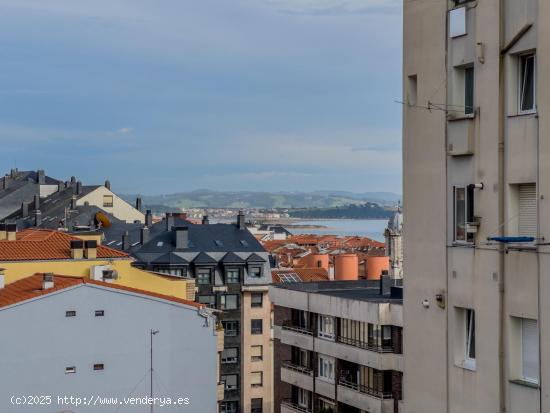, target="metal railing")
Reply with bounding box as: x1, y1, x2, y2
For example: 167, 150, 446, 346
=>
281, 361, 313, 376
336, 335, 395, 353
338, 378, 393, 399
281, 321, 313, 336
281, 399, 311, 413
